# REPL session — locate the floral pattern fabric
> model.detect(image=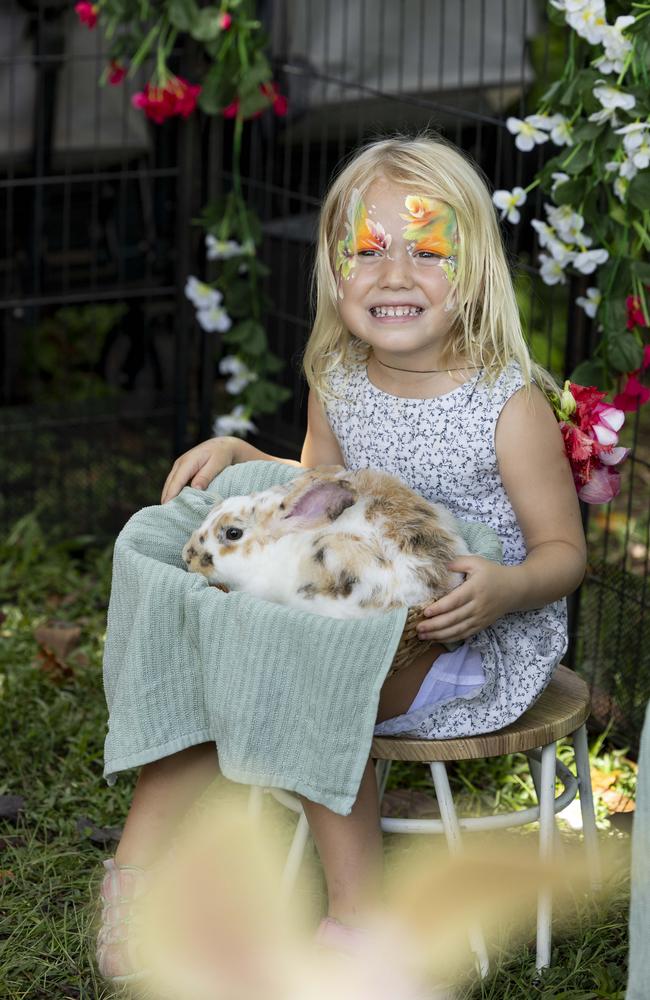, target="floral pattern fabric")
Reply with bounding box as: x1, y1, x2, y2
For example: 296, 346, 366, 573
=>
324, 360, 568, 739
